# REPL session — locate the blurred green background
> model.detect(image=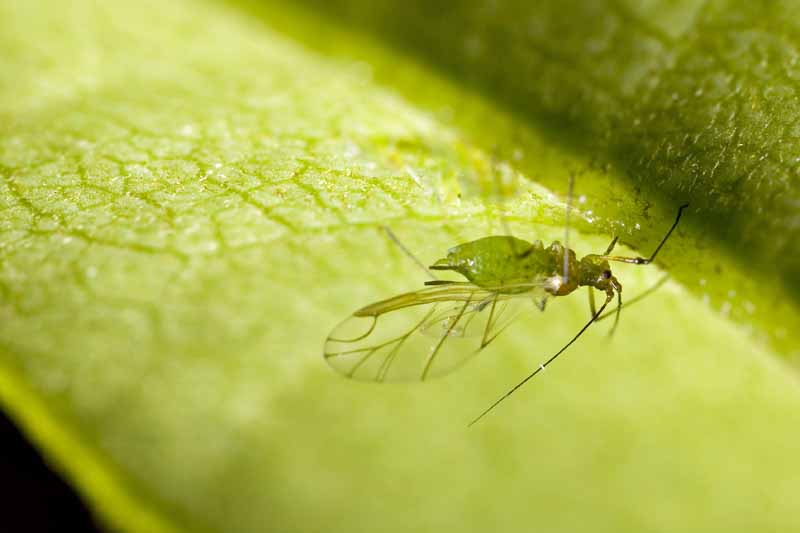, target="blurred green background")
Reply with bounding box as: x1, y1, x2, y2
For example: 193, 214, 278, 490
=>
1, 0, 799, 532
